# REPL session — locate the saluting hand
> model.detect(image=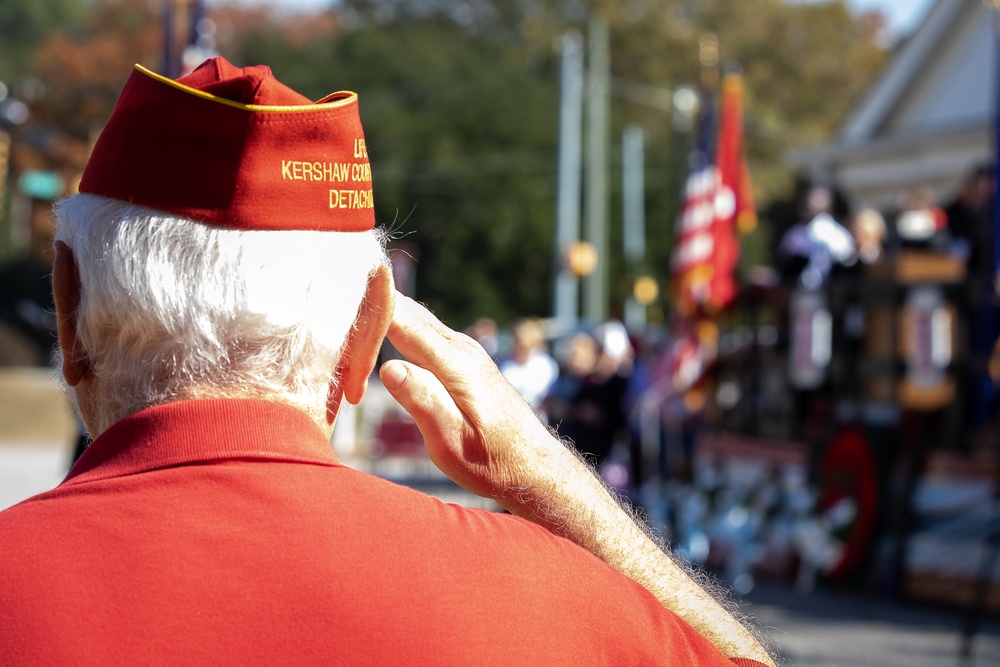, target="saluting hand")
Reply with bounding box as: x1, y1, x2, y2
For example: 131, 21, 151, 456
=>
378, 293, 567, 508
